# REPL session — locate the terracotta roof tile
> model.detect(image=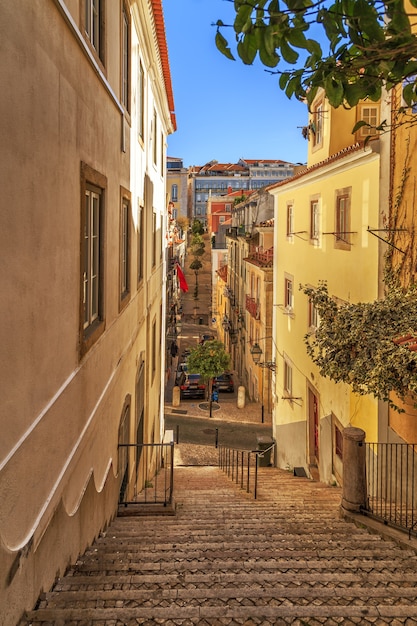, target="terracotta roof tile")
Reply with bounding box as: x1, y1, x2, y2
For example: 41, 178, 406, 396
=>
150, 0, 176, 131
